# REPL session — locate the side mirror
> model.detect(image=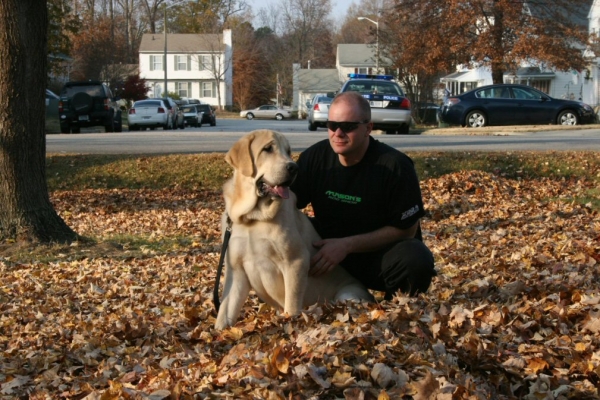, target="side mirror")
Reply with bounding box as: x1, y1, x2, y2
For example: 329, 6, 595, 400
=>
305, 101, 311, 108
